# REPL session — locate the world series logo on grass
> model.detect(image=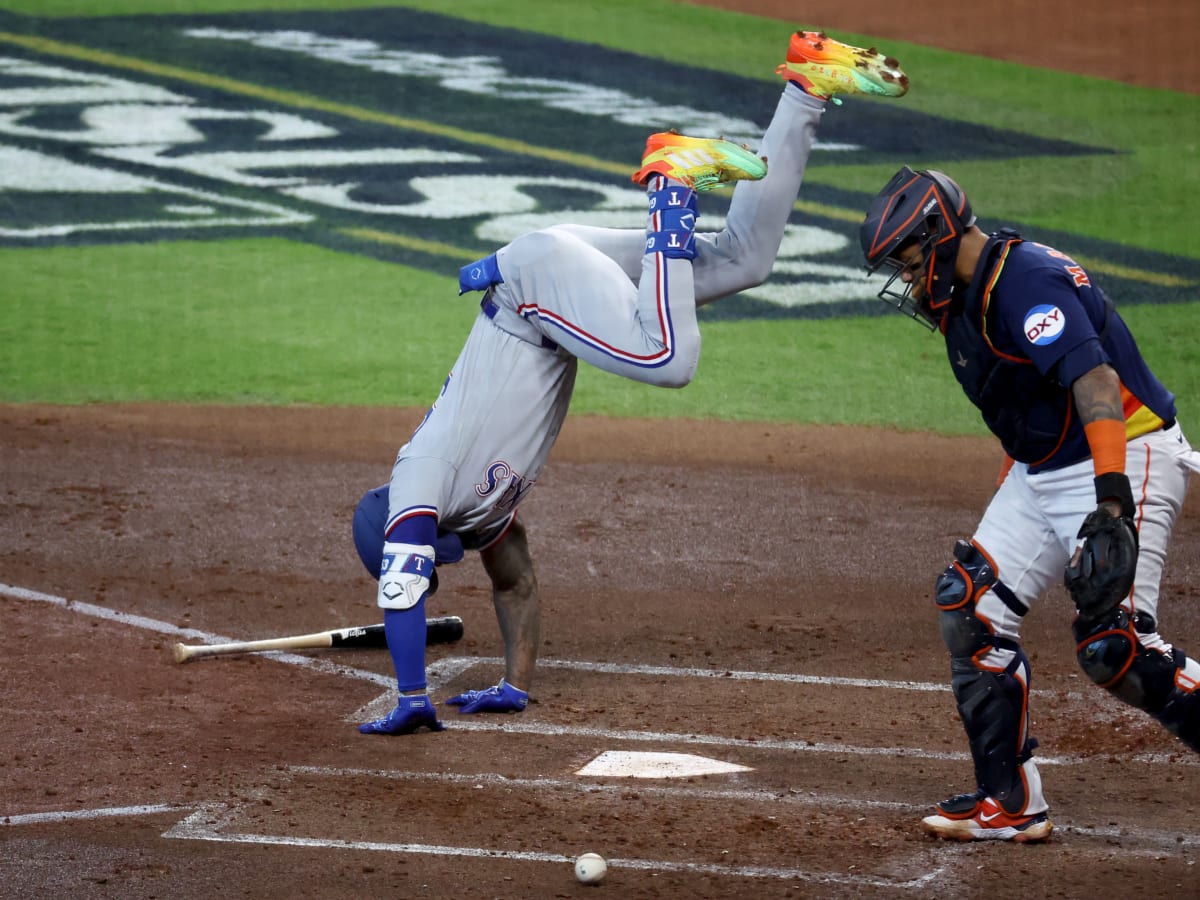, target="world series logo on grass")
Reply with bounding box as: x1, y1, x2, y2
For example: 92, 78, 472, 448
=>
0, 7, 1190, 317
